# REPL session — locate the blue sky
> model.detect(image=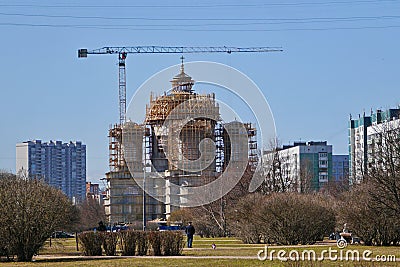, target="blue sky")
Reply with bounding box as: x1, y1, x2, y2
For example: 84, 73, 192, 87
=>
1, 0, 399, 184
